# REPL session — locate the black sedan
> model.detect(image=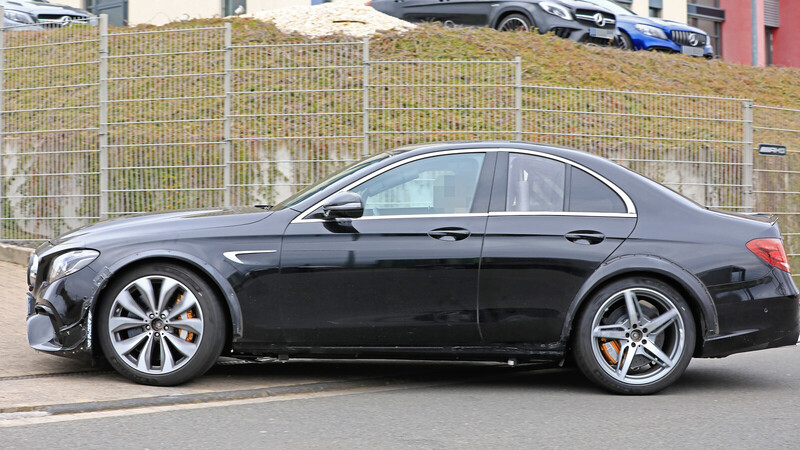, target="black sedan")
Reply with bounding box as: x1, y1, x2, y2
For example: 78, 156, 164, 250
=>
26, 142, 799, 394
369, 0, 617, 45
